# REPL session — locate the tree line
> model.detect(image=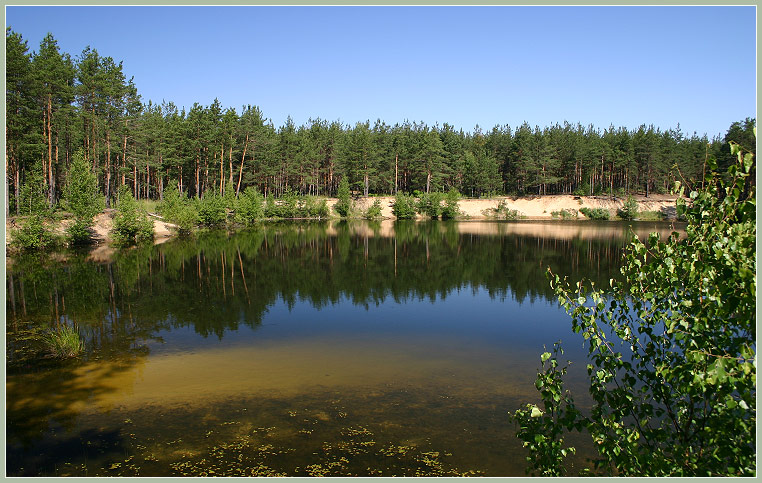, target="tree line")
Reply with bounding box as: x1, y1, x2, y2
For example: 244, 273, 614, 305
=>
6, 28, 756, 217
